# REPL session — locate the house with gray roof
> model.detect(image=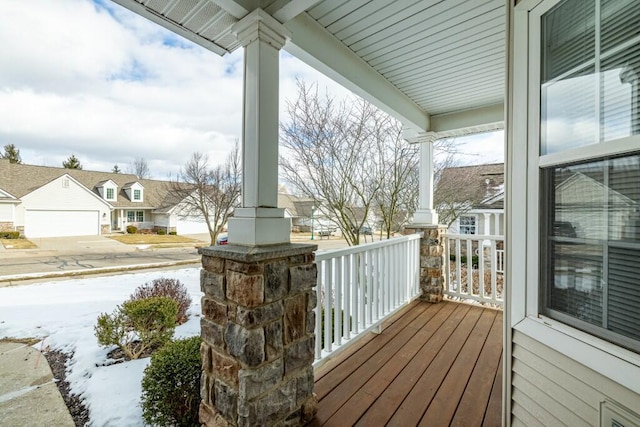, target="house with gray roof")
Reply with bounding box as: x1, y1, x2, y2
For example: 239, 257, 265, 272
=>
436, 163, 504, 236
0, 159, 215, 238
